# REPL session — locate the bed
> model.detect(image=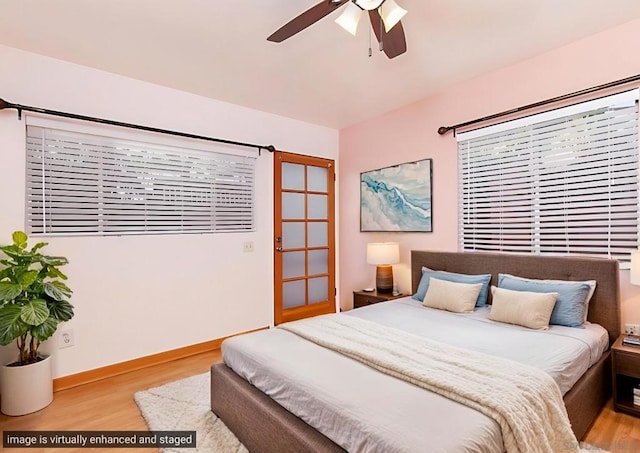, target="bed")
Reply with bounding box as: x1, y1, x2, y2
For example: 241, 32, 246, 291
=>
210, 251, 620, 452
